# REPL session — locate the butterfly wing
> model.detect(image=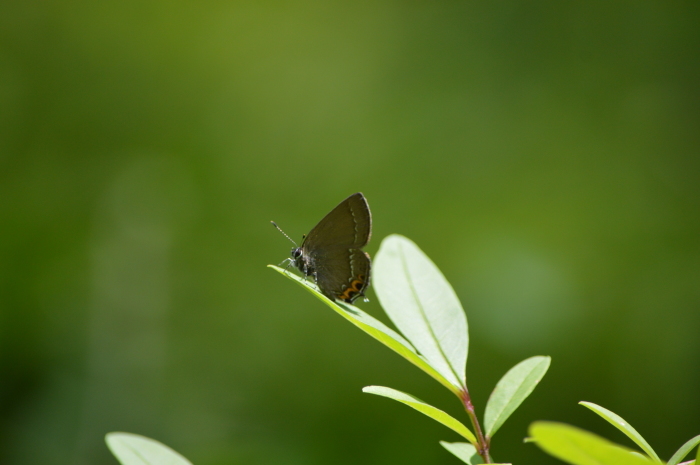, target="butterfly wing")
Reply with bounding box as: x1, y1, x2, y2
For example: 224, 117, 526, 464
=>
301, 193, 372, 303
314, 248, 371, 303
302, 193, 371, 250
